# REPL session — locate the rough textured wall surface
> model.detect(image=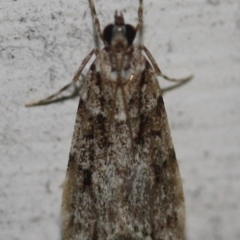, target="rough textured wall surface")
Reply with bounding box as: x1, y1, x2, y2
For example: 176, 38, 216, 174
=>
0, 0, 239, 240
